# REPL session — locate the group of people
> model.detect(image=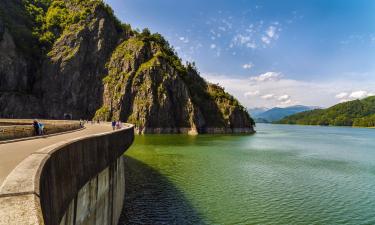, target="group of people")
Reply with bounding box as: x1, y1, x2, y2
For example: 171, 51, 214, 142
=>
111, 120, 123, 130
33, 120, 45, 136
